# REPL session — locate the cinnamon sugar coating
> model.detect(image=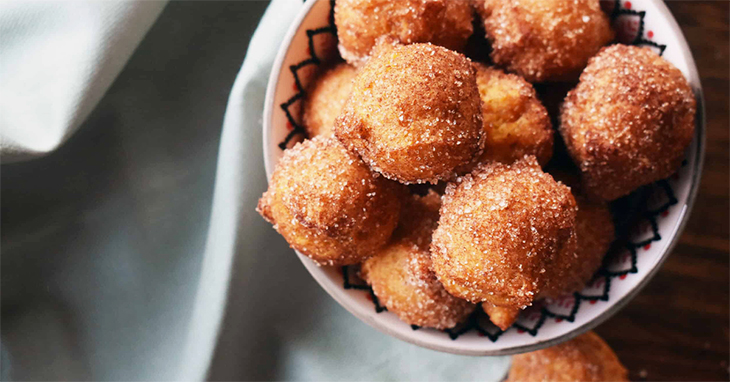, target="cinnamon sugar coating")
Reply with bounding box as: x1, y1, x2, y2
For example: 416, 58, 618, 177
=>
560, 44, 696, 201
431, 156, 578, 311
508, 331, 629, 382
257, 136, 405, 266
303, 63, 357, 138
334, 0, 473, 67
482, 168, 614, 332
335, 43, 485, 184
474, 0, 614, 82
362, 191, 475, 329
